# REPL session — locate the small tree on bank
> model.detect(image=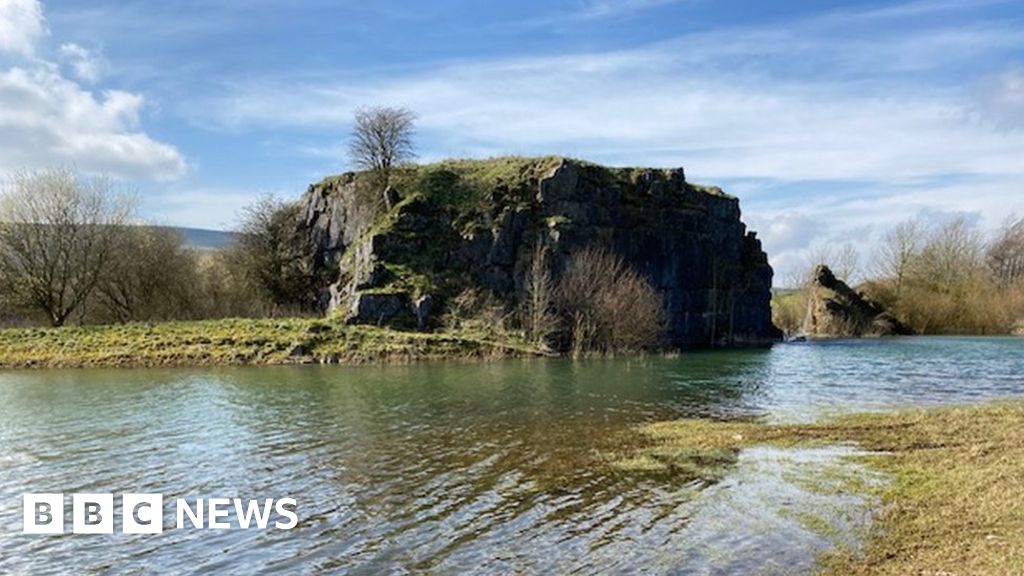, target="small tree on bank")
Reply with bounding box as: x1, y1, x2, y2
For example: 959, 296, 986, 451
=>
0, 168, 134, 326
523, 241, 558, 348
348, 106, 417, 189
